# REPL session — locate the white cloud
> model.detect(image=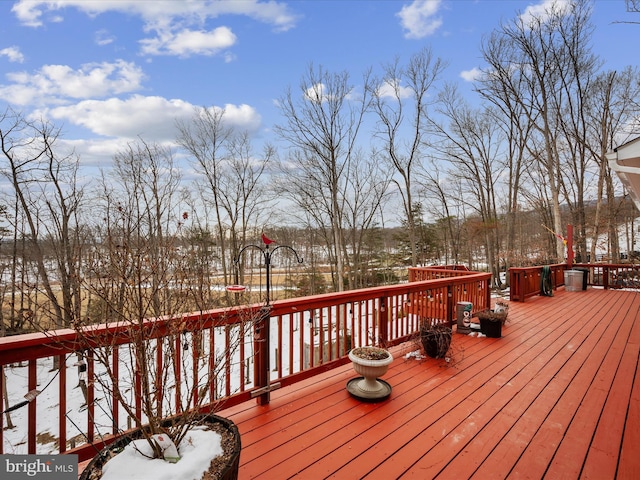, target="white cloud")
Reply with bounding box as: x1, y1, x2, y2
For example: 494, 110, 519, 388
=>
460, 67, 482, 82
11, 0, 299, 58
303, 82, 366, 104
24, 98, 262, 170
0, 60, 145, 106
42, 95, 197, 140
60, 137, 128, 168
212, 103, 262, 131
39, 96, 261, 142
377, 80, 413, 99
0, 46, 25, 63
304, 83, 327, 104
140, 26, 237, 57
95, 29, 115, 46
519, 0, 571, 29
396, 0, 443, 40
